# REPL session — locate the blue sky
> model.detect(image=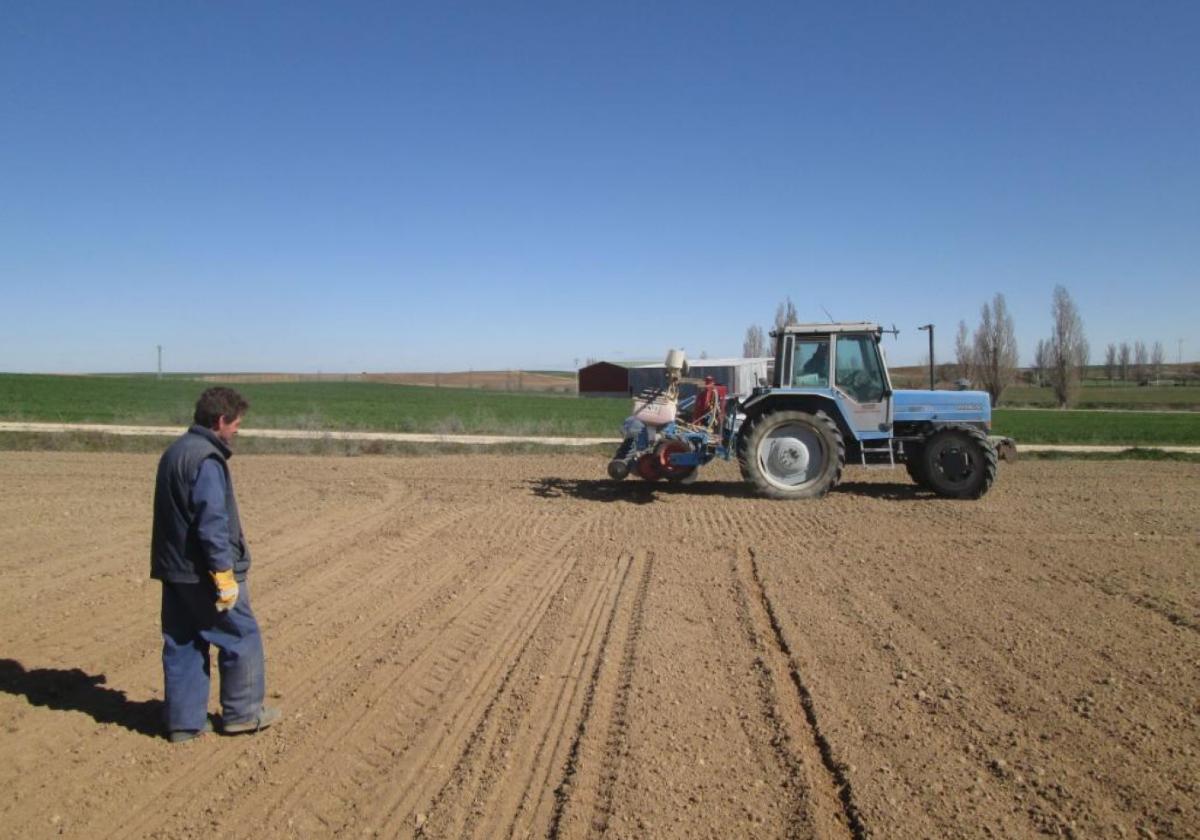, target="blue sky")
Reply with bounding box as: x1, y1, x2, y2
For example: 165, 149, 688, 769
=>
2, 1, 1197, 372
